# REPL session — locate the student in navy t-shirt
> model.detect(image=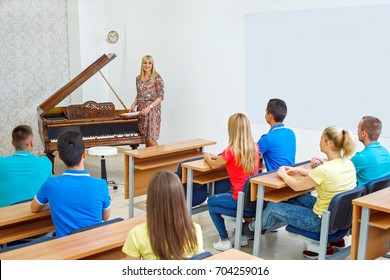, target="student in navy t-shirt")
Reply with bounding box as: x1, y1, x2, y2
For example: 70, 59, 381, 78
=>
31, 131, 111, 237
